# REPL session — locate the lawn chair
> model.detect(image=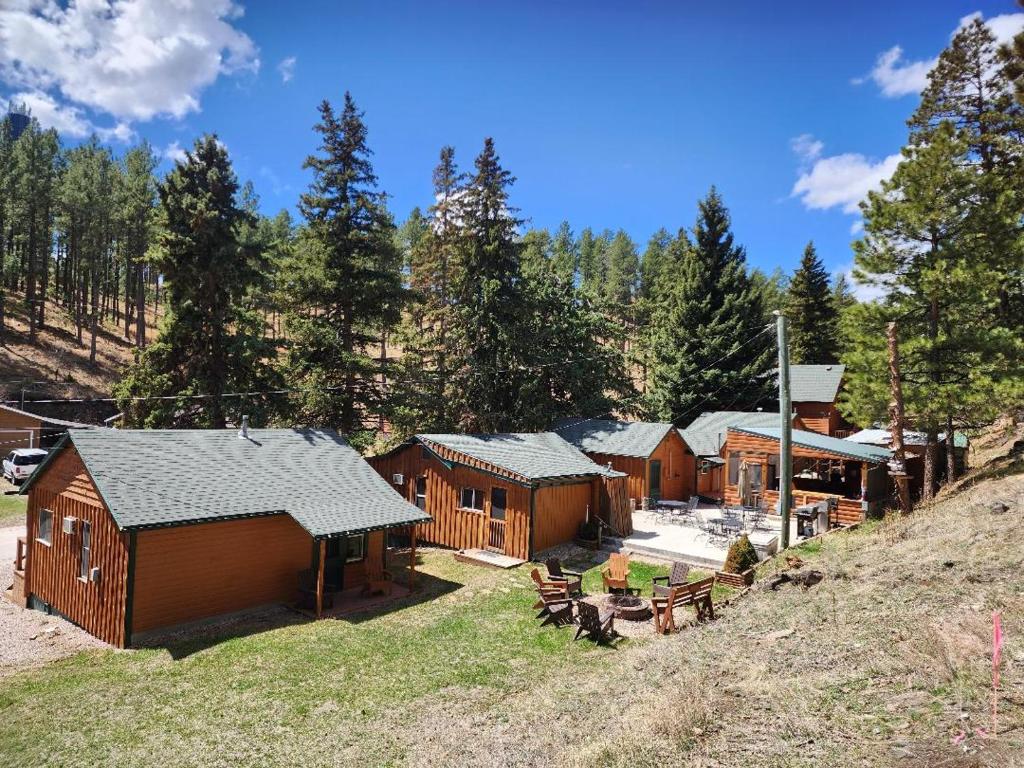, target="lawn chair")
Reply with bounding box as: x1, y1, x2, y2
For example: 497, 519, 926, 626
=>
652, 561, 690, 596
601, 553, 636, 594
535, 588, 574, 627
530, 567, 571, 608
650, 576, 716, 634
574, 600, 615, 642
545, 557, 583, 596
